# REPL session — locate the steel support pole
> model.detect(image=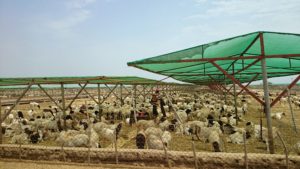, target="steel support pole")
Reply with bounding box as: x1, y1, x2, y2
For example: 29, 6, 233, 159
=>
143, 85, 146, 102
97, 84, 102, 121
233, 64, 238, 125
61, 83, 67, 131
120, 84, 124, 106
133, 85, 137, 123
260, 33, 274, 154
224, 82, 227, 104
0, 97, 2, 144
233, 83, 238, 125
